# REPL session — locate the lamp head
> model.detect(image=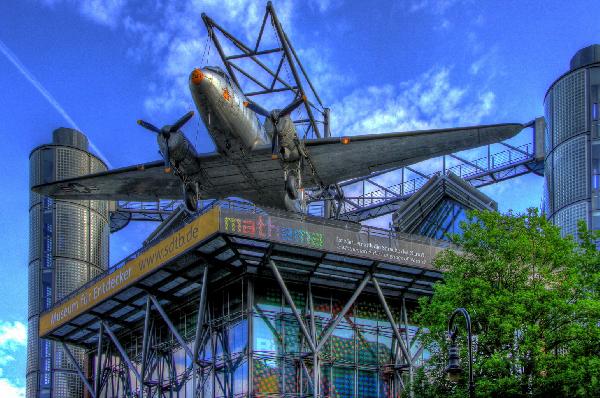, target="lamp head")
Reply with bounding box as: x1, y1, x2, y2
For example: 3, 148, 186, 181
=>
446, 342, 462, 382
